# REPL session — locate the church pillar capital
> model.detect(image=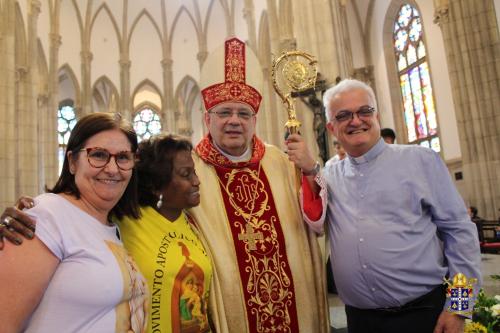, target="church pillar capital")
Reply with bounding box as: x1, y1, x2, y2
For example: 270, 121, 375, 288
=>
280, 38, 297, 52
73, 105, 83, 116
119, 59, 131, 69
161, 58, 173, 69
30, 0, 42, 16
81, 51, 93, 63
178, 128, 193, 137
433, 5, 449, 25
49, 33, 62, 48
37, 93, 49, 107
197, 51, 208, 66
174, 110, 181, 120
15, 66, 29, 82
243, 7, 253, 19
